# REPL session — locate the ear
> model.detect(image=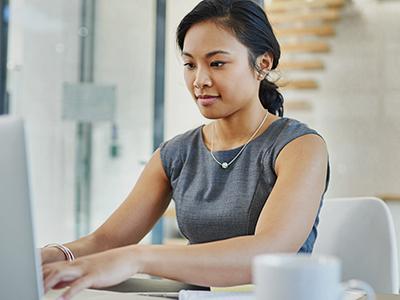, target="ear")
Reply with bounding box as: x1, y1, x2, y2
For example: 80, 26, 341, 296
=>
255, 52, 274, 80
